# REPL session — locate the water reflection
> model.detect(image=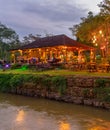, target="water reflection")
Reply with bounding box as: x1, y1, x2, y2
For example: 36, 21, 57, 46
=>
59, 121, 71, 130
87, 118, 110, 130
16, 110, 25, 122
88, 126, 109, 130
0, 93, 110, 130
